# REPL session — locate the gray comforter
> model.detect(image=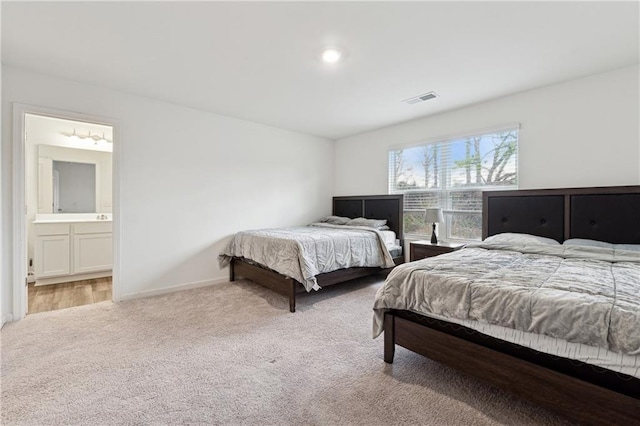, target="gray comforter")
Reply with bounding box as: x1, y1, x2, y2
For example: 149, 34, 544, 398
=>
219, 224, 395, 292
373, 242, 640, 355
